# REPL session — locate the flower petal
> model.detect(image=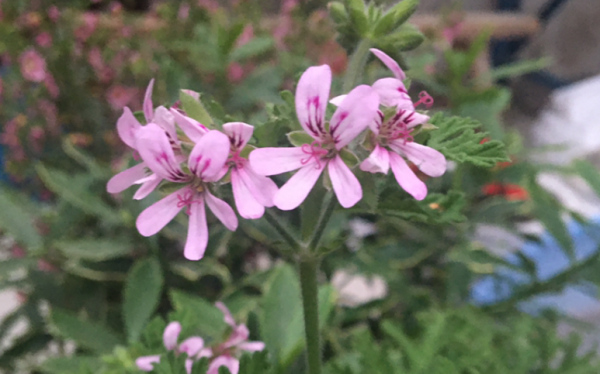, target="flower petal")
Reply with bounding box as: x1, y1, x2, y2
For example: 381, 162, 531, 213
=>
154, 105, 178, 142
184, 197, 208, 261
222, 122, 254, 150
223, 324, 250, 349
370, 48, 406, 80
360, 145, 390, 174
136, 355, 161, 371
117, 107, 142, 149
205, 190, 238, 231
133, 174, 162, 200
328, 155, 362, 208
232, 169, 265, 219
371, 78, 412, 108
236, 164, 278, 207
143, 78, 155, 123
249, 147, 313, 176
163, 321, 182, 350
207, 355, 240, 374
329, 85, 380, 150
389, 152, 427, 200
387, 109, 429, 129
391, 141, 447, 177
238, 341, 266, 352
107, 162, 148, 194
295, 65, 331, 139
171, 108, 207, 143
329, 94, 347, 106
136, 187, 187, 236
274, 164, 324, 211
215, 301, 237, 328
188, 130, 231, 181
136, 123, 188, 182
185, 359, 193, 374
179, 337, 204, 357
